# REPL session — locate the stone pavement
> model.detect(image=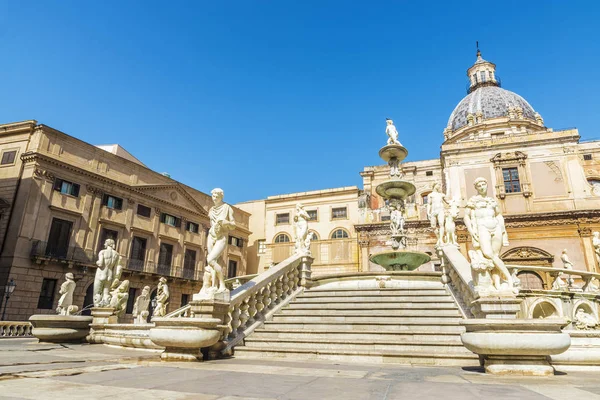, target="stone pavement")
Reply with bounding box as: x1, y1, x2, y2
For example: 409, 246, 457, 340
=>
1, 339, 600, 400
